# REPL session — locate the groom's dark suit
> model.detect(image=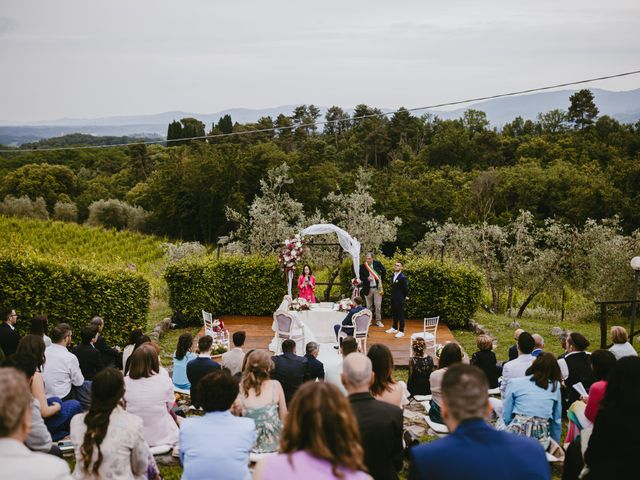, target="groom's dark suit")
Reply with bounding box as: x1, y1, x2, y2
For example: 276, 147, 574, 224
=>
390, 271, 408, 332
